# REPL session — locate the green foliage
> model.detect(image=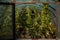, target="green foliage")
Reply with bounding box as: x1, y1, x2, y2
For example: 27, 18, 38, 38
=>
16, 4, 56, 39
0, 5, 13, 38
40, 3, 56, 38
